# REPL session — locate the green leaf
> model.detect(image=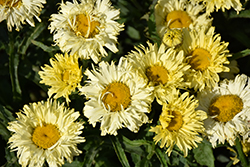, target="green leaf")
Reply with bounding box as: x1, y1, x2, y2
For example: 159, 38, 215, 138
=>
63, 160, 84, 167
131, 153, 141, 167
230, 49, 250, 60
110, 136, 130, 167
31, 40, 59, 53
193, 140, 215, 167
0, 104, 15, 141
229, 9, 250, 19
20, 22, 46, 55
155, 147, 168, 167
126, 26, 140, 40
8, 34, 21, 103
122, 136, 154, 159
4, 147, 19, 167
